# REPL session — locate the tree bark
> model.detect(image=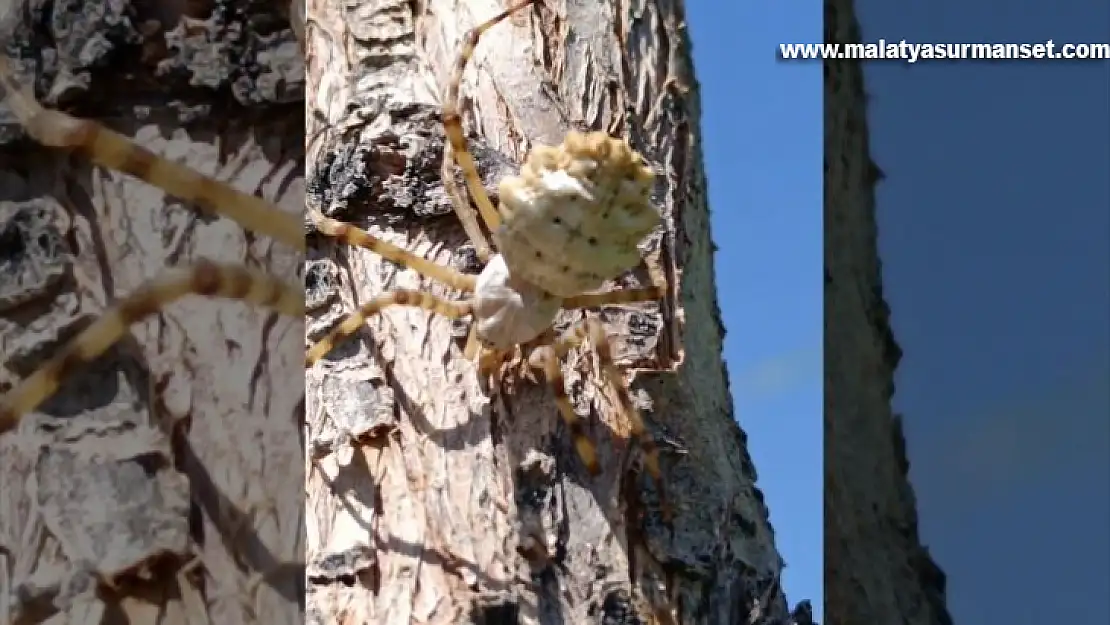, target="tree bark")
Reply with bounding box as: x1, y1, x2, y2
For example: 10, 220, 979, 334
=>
1, 1, 304, 623
305, 1, 806, 624
823, 1, 953, 624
